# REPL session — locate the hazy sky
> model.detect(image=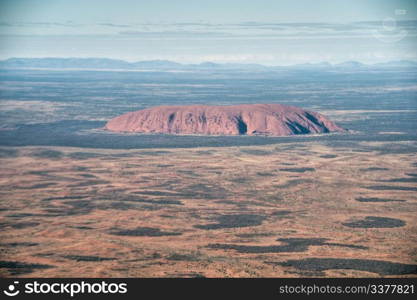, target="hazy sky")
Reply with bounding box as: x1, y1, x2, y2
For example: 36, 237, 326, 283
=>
0, 0, 416, 64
